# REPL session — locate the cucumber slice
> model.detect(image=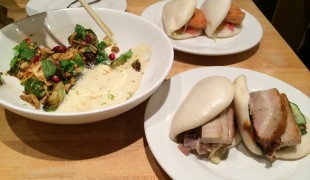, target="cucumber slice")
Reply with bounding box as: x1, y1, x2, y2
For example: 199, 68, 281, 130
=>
290, 102, 306, 126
